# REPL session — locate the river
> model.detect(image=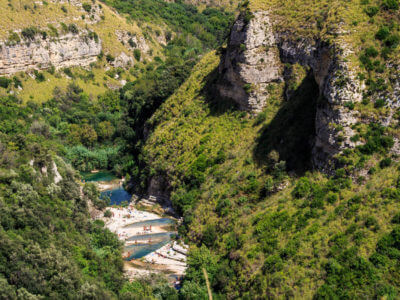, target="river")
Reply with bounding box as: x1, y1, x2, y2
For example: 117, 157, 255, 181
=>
84, 171, 187, 283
